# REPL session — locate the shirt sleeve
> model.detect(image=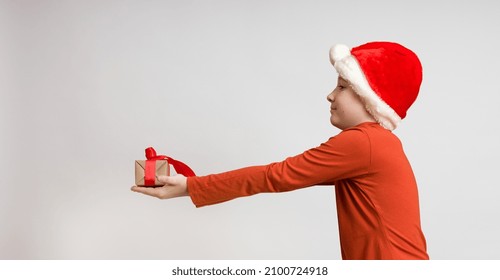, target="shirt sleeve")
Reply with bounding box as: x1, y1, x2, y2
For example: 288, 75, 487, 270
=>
187, 127, 371, 207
